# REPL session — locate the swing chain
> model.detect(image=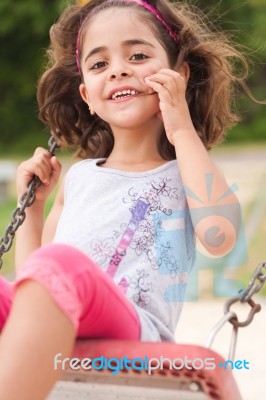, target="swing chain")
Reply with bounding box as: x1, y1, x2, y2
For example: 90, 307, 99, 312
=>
224, 261, 266, 328
207, 262, 265, 360
238, 261, 266, 302
0, 137, 60, 270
